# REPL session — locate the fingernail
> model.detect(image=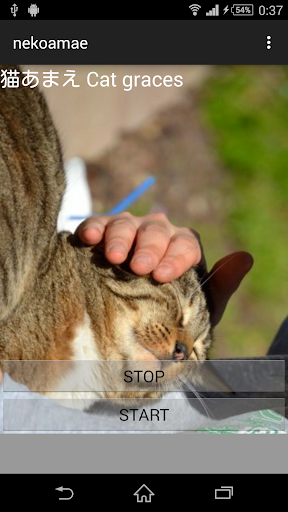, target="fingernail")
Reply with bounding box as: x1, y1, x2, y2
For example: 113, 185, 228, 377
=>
154, 264, 173, 276
80, 226, 100, 235
132, 254, 152, 266
107, 245, 126, 254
